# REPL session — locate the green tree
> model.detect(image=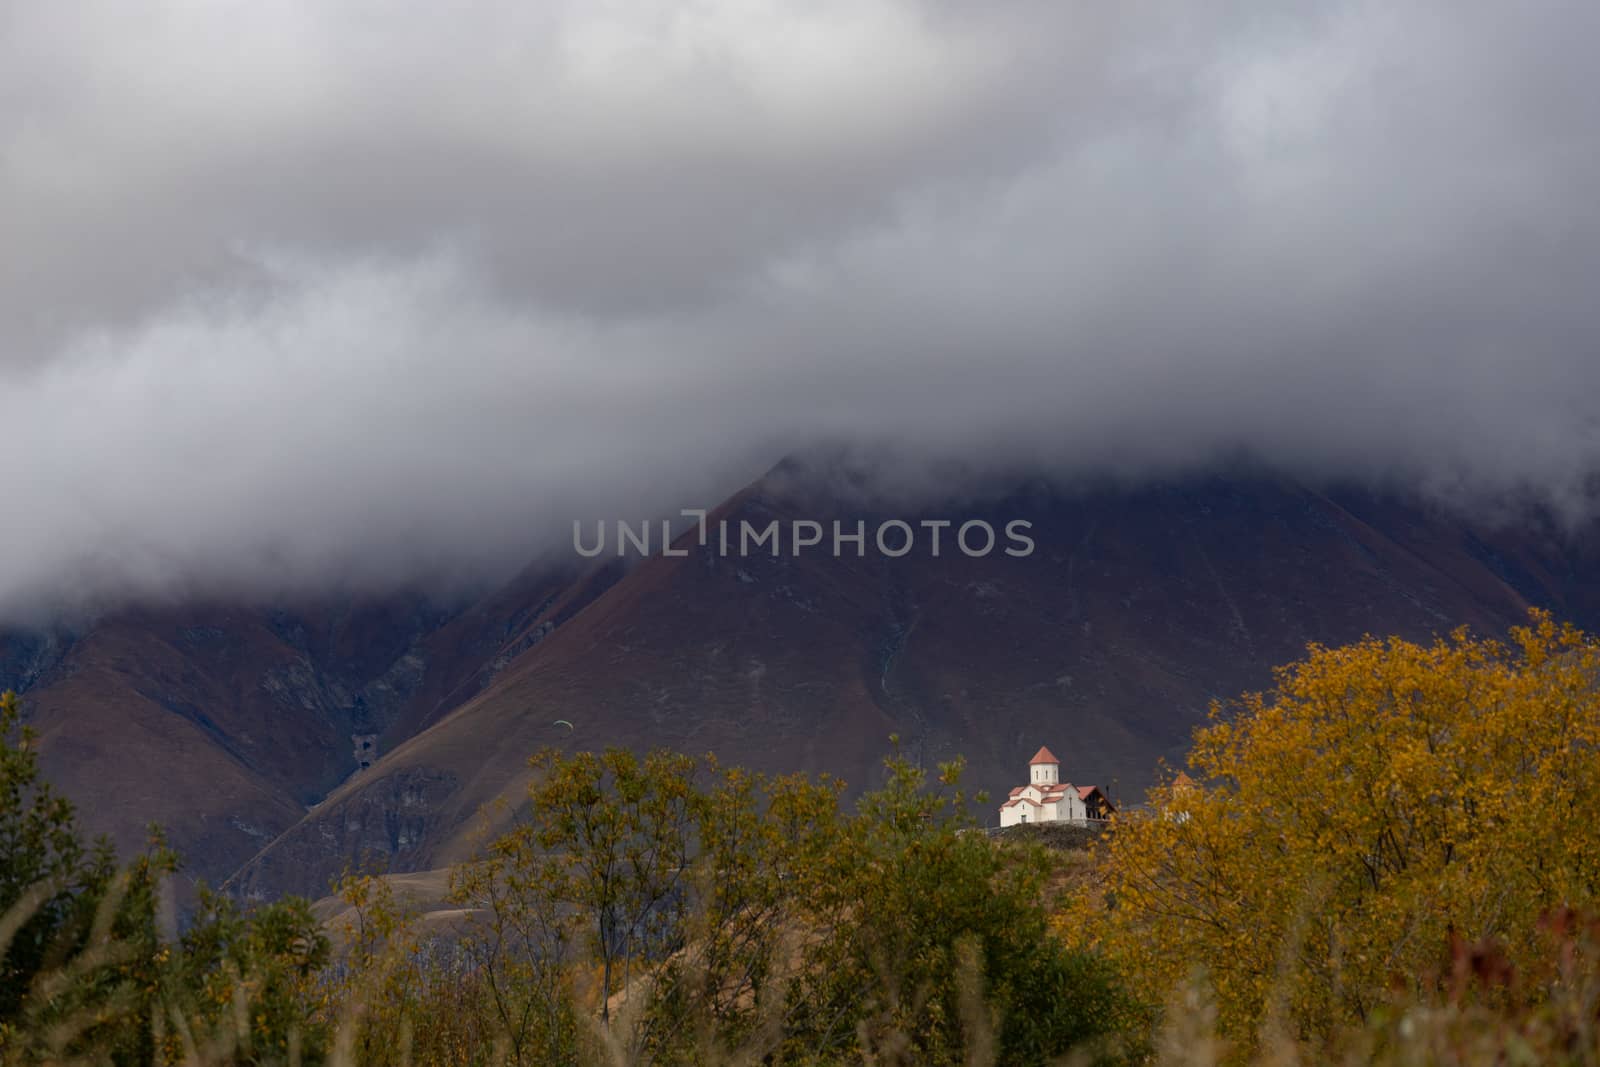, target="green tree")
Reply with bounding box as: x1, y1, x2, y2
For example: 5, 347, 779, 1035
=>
163, 885, 330, 1064
0, 690, 177, 1065
521, 747, 699, 1028
504, 742, 1136, 1065
0, 690, 106, 1023
450, 828, 583, 1065
782, 748, 1136, 1065
637, 762, 848, 1062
